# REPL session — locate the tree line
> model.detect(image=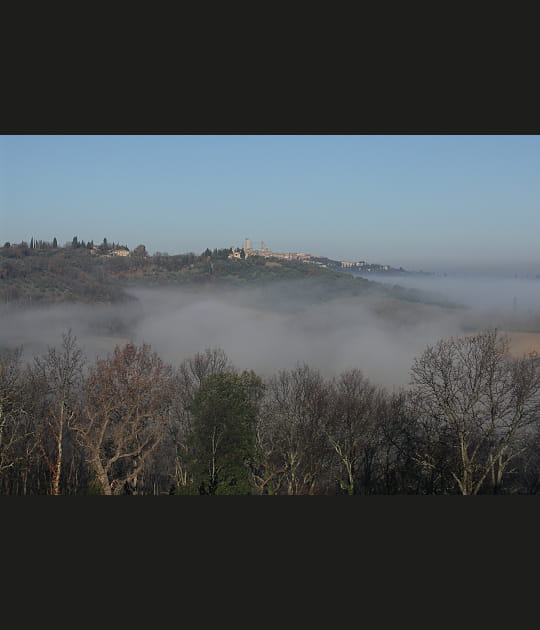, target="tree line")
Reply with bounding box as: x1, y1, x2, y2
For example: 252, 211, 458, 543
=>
1, 328, 540, 495
2, 236, 130, 251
